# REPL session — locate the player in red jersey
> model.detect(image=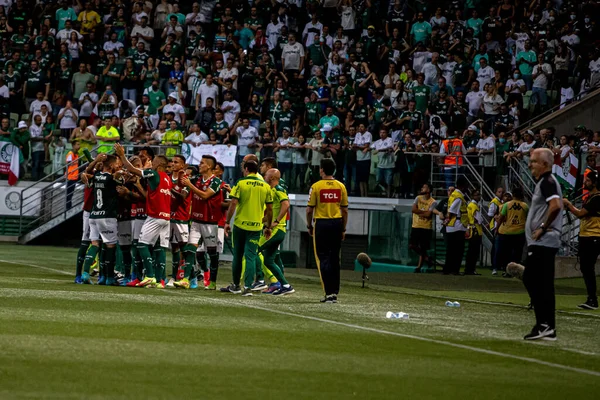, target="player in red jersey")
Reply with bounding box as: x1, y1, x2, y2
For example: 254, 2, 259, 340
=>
175, 155, 222, 289
213, 162, 231, 255
166, 154, 191, 288
115, 143, 172, 288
